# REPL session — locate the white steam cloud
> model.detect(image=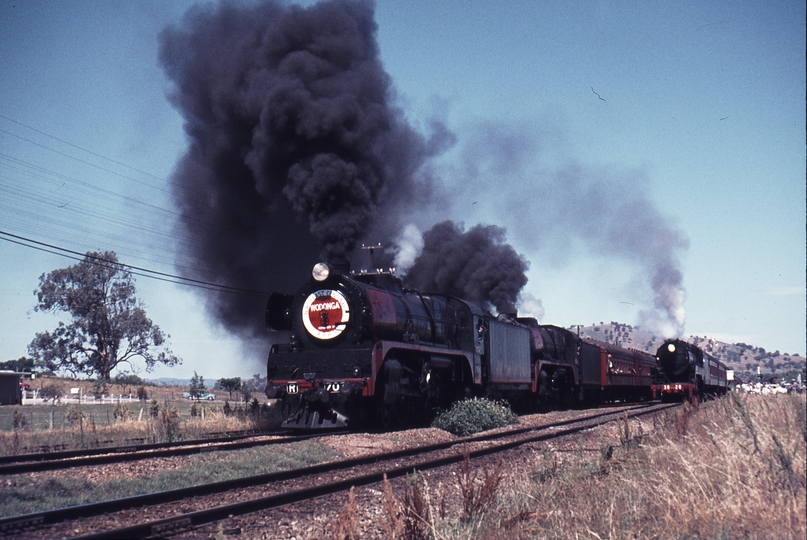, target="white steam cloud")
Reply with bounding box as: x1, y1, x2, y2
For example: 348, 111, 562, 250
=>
393, 223, 424, 275
517, 292, 545, 321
